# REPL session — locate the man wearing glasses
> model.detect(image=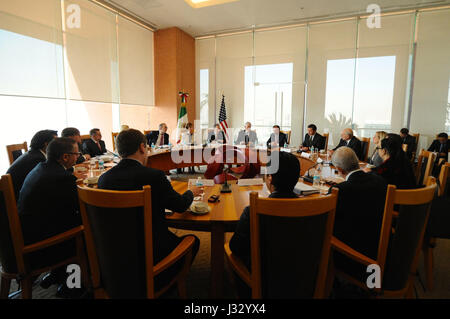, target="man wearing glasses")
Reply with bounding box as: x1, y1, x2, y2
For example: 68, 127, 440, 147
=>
18, 137, 83, 298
